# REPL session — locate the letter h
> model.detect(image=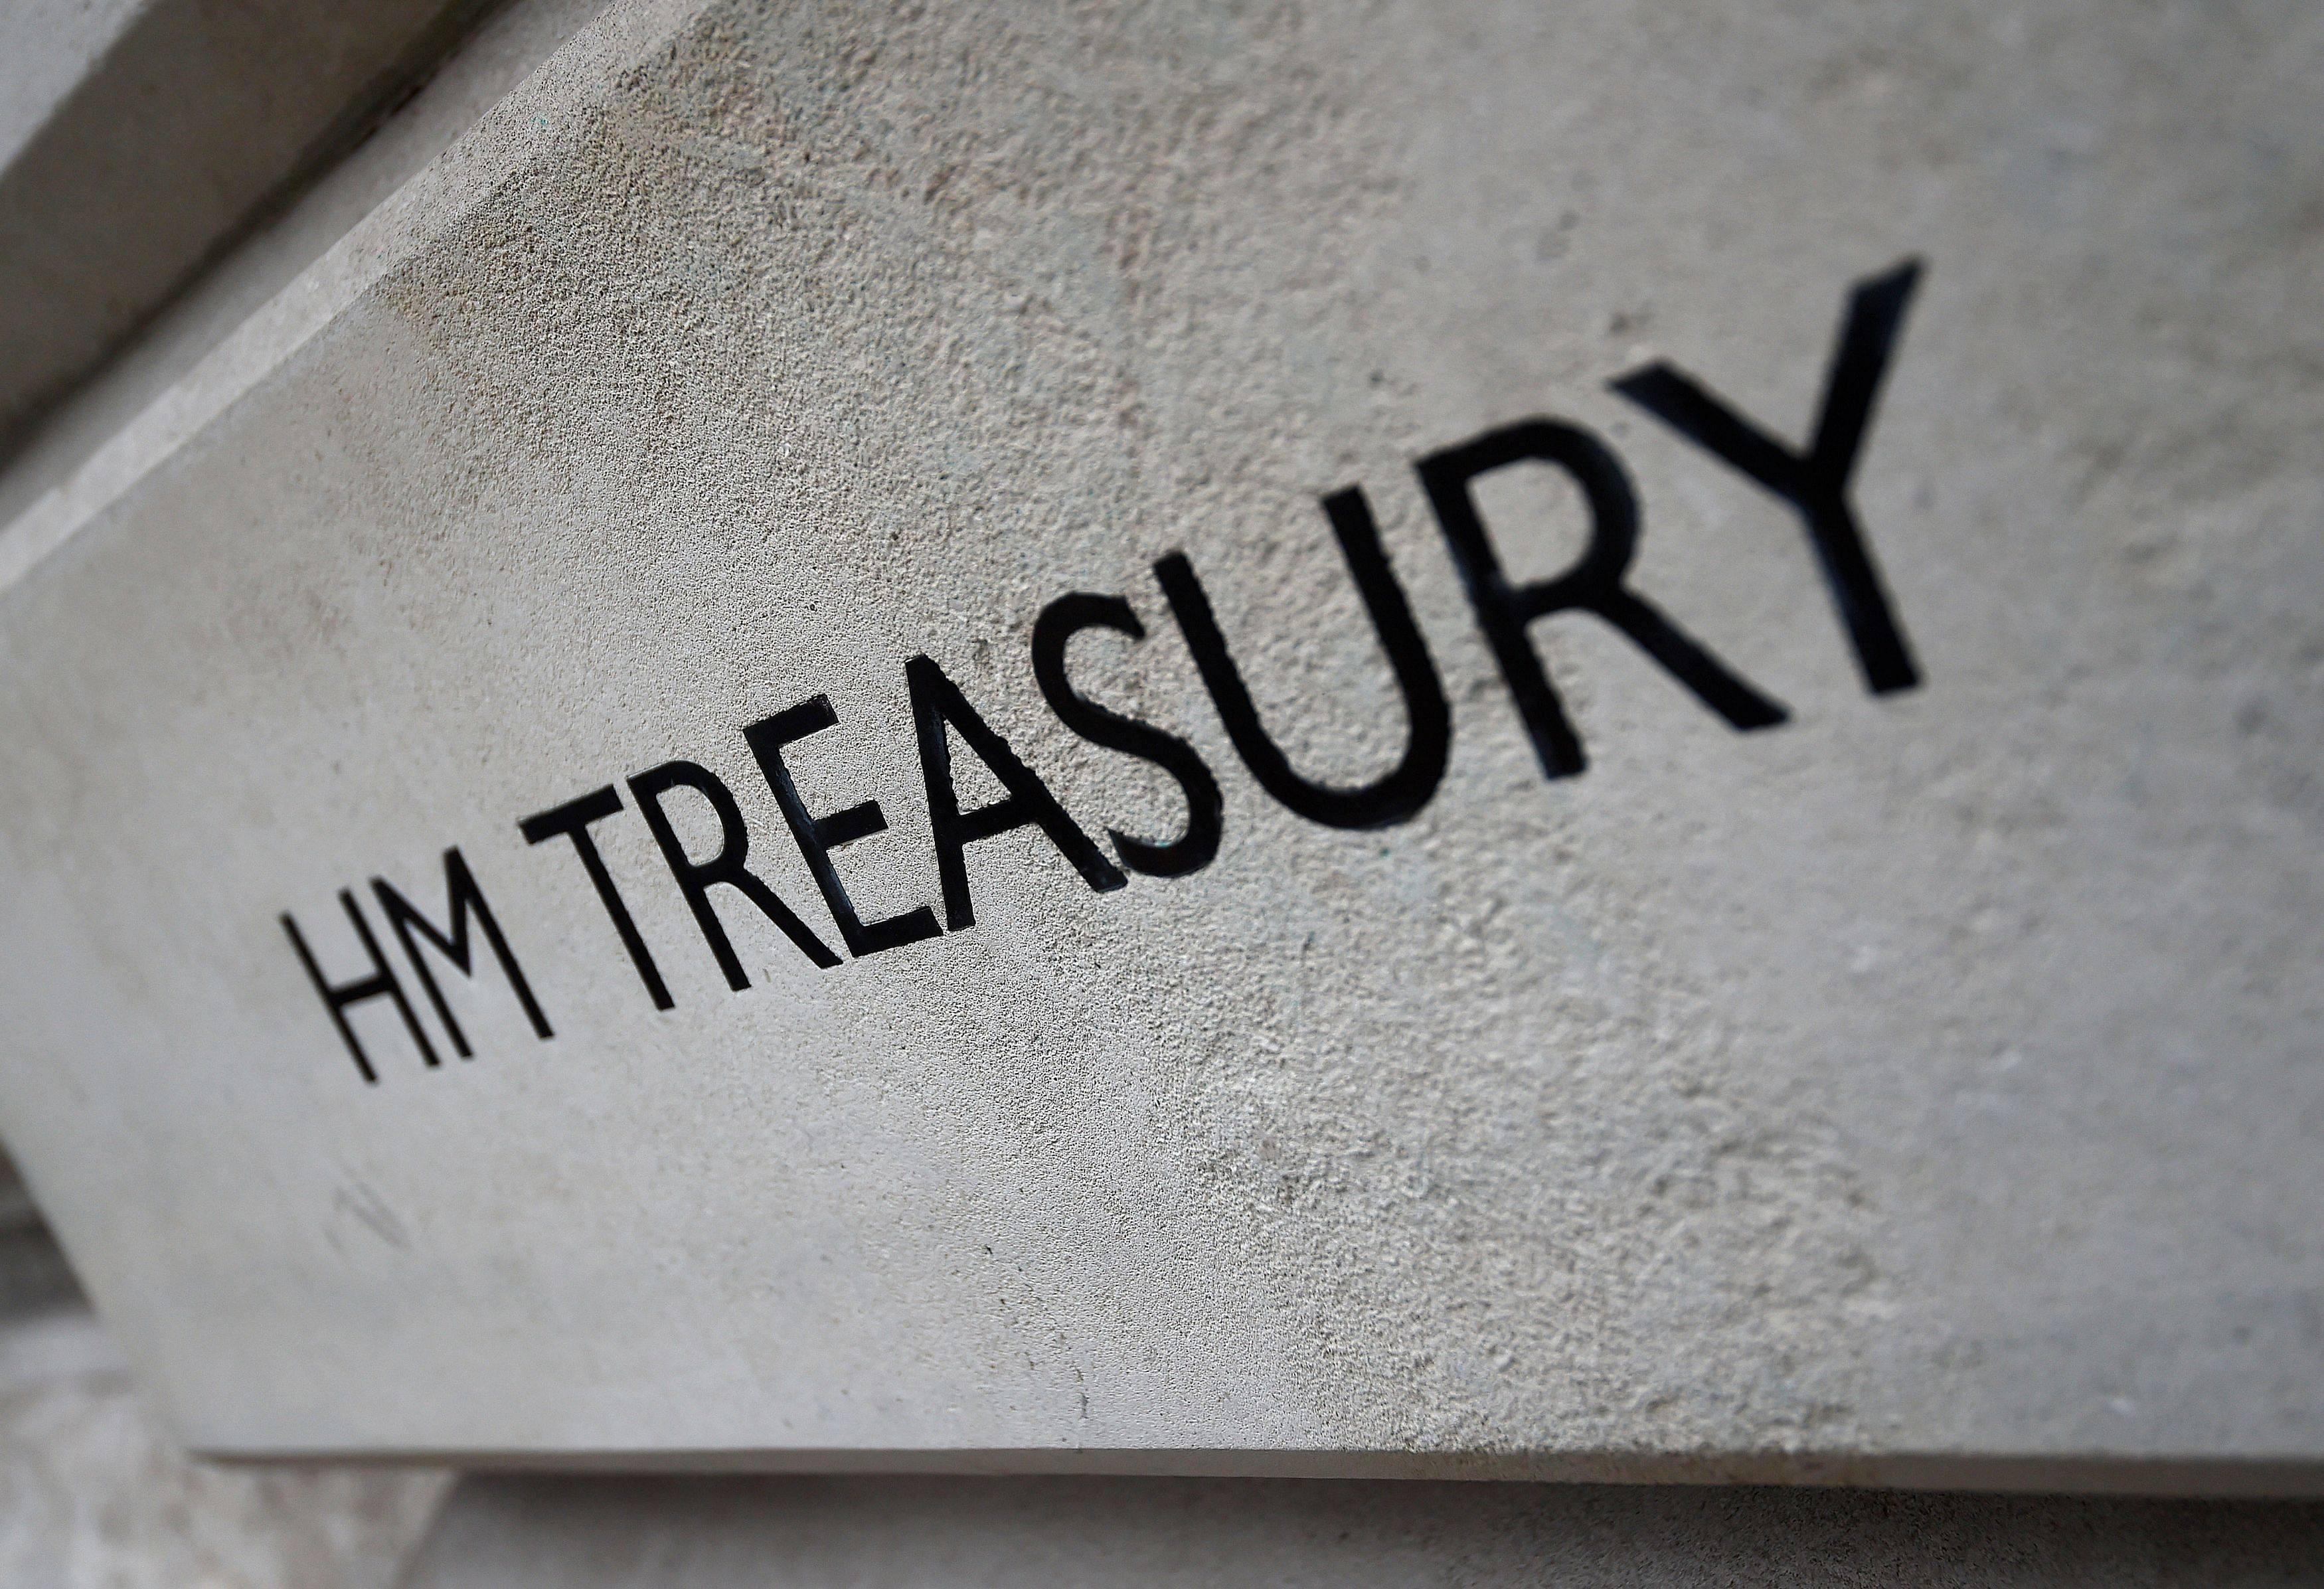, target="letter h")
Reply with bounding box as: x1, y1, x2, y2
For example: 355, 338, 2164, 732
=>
282, 892, 440, 1084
